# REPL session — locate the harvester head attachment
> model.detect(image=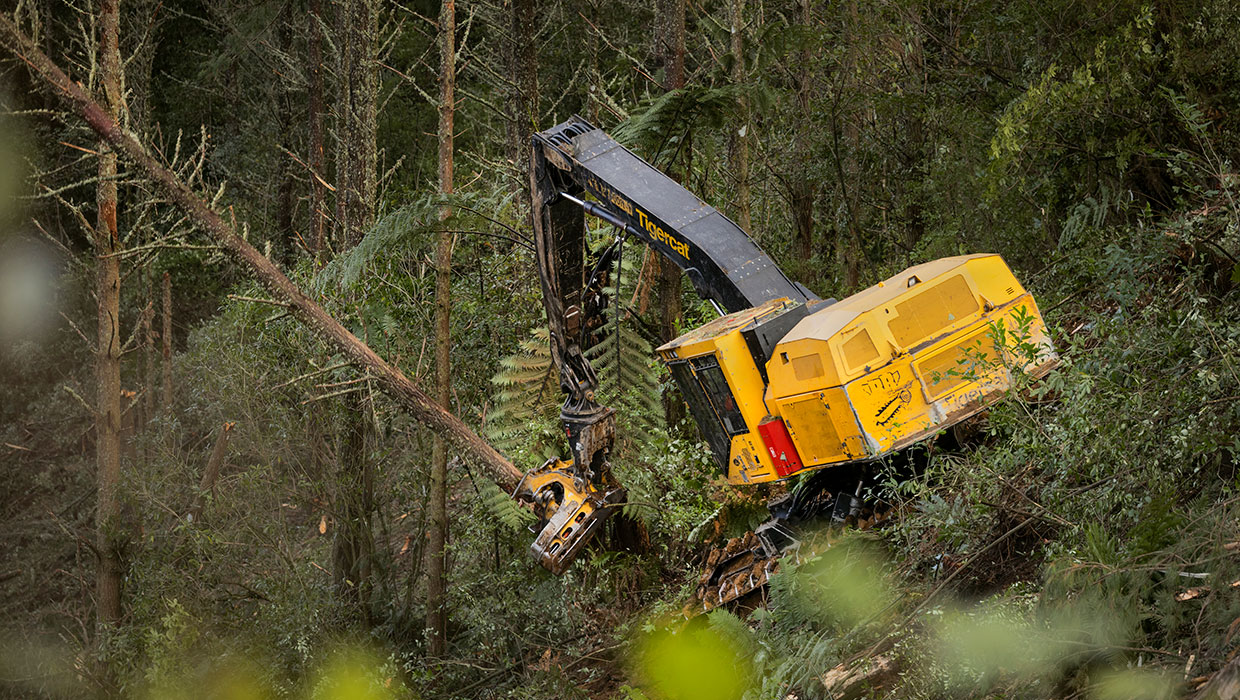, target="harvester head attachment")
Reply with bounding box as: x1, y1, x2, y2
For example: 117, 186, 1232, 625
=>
515, 458, 625, 574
